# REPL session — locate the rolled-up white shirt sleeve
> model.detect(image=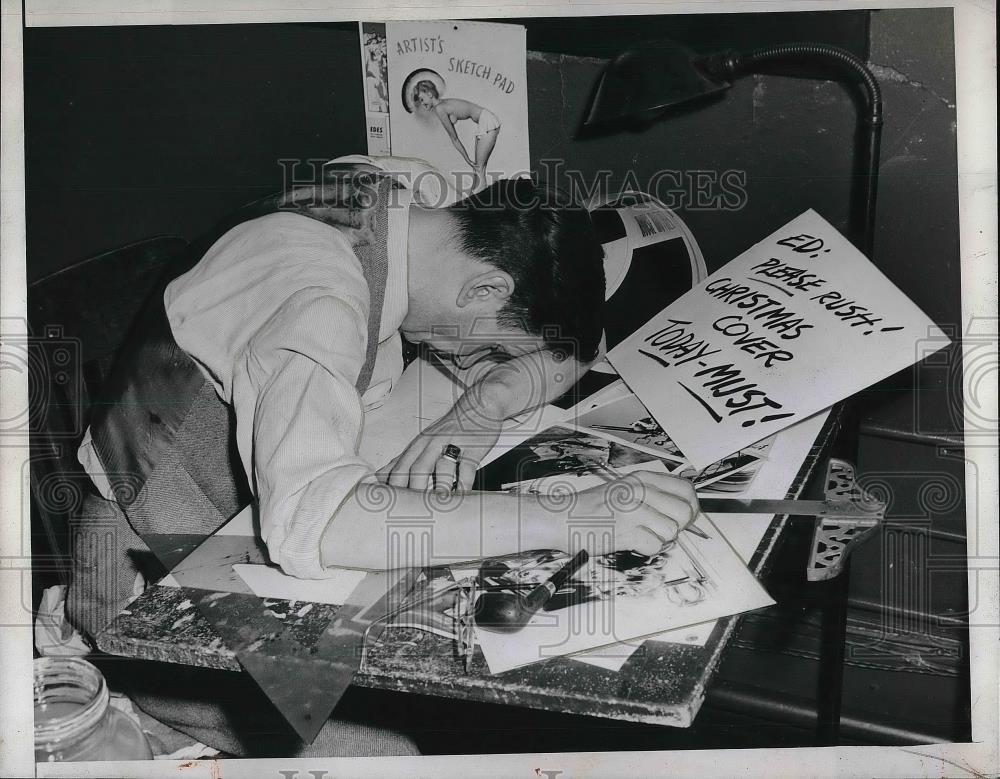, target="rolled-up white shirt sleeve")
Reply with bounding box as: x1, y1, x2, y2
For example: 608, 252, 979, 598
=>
164, 211, 407, 580
231, 286, 375, 578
